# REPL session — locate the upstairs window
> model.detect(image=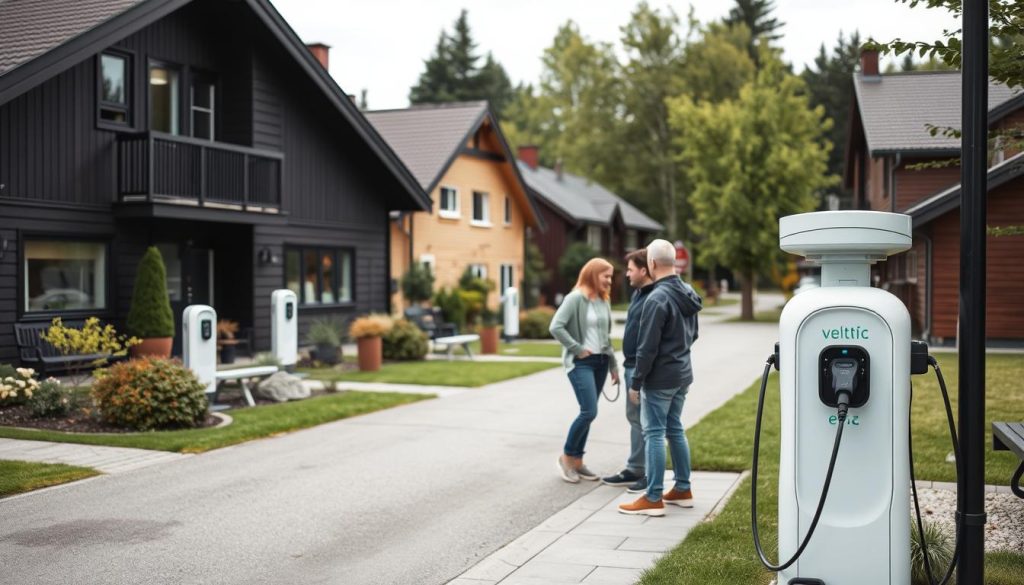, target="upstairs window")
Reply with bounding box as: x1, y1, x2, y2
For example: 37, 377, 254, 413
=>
472, 191, 490, 225
149, 62, 181, 135
439, 186, 459, 218
191, 75, 216, 141
98, 52, 130, 127
586, 225, 602, 251
625, 229, 638, 251
504, 195, 512, 225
